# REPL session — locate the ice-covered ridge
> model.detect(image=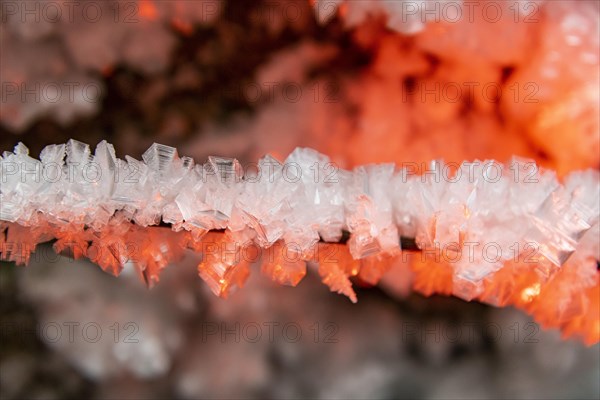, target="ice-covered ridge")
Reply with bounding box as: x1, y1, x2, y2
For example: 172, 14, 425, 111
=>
2, 140, 598, 267
2, 140, 599, 343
